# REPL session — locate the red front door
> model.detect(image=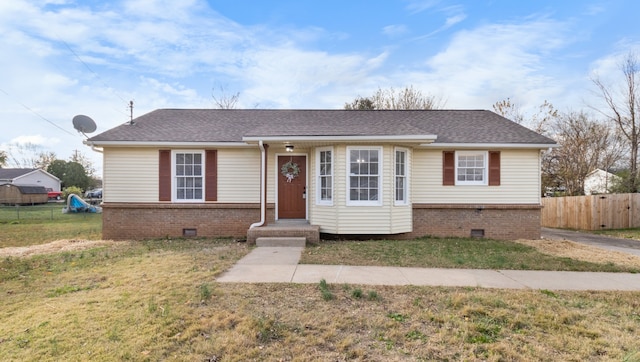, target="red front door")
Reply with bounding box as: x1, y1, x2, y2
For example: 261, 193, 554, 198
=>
278, 155, 306, 219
